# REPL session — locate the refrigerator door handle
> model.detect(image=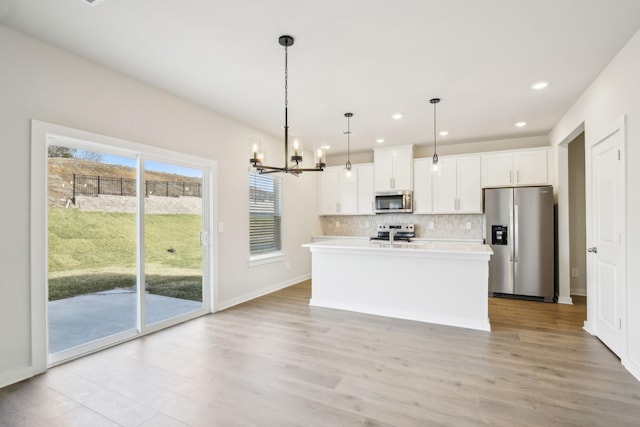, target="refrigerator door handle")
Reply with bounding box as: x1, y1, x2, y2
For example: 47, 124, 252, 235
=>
514, 204, 519, 262
508, 200, 514, 262
509, 259, 515, 293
